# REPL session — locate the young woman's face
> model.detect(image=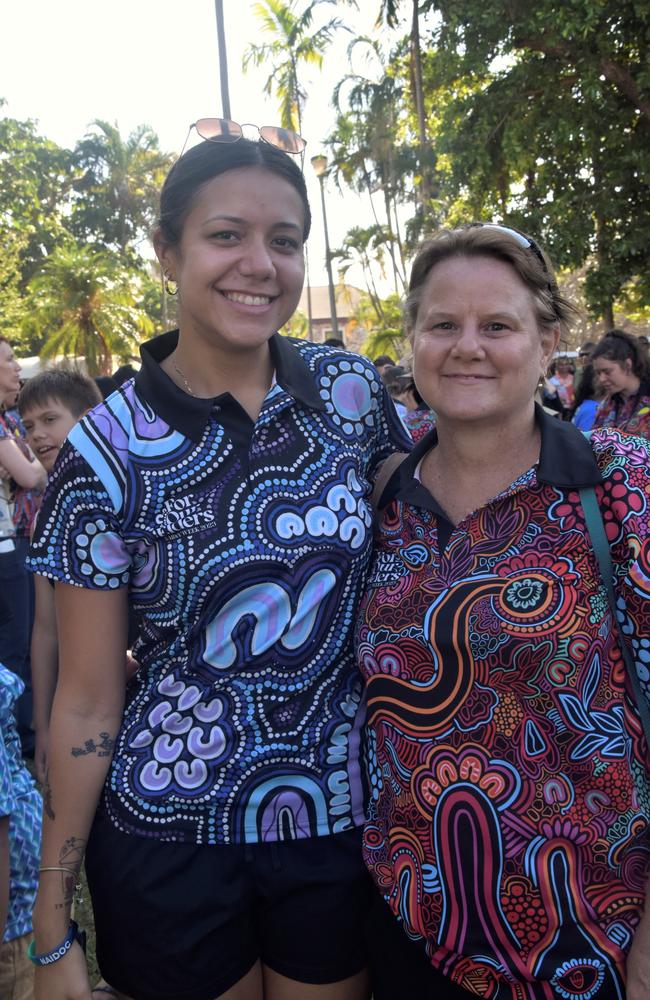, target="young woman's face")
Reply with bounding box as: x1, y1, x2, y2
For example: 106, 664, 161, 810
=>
0, 342, 21, 399
411, 255, 559, 428
158, 166, 306, 355
592, 356, 638, 396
